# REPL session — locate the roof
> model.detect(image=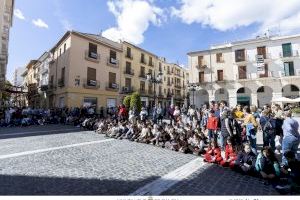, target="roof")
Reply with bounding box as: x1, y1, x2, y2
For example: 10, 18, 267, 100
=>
50, 31, 123, 53
187, 33, 300, 55
122, 41, 159, 58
